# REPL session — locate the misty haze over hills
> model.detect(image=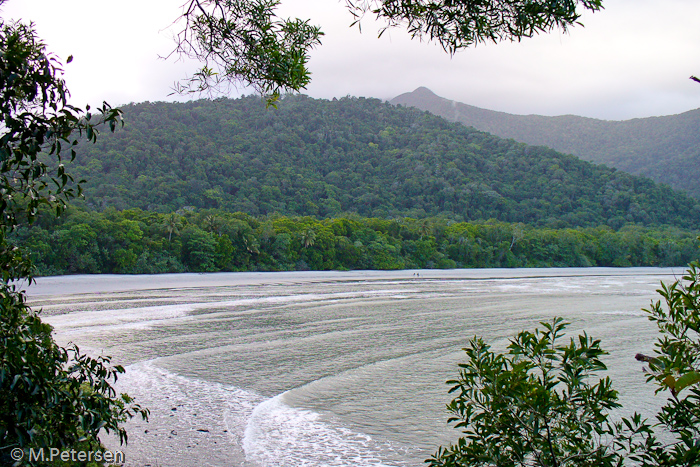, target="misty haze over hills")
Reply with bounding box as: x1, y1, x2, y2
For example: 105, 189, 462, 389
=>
391, 87, 700, 199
